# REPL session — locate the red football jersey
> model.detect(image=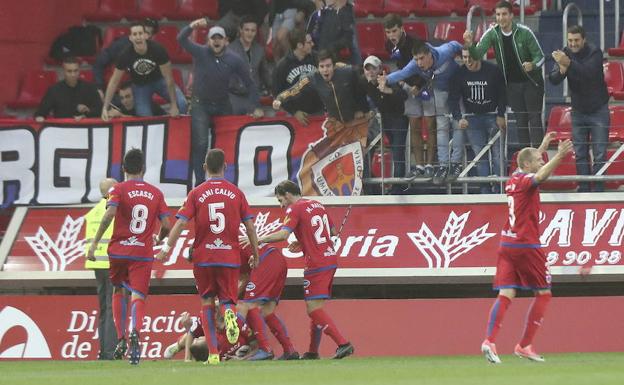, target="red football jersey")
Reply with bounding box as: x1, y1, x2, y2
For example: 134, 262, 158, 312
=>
177, 178, 253, 266
239, 243, 277, 275
218, 319, 252, 359
107, 179, 169, 259
500, 172, 542, 247
282, 198, 337, 271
